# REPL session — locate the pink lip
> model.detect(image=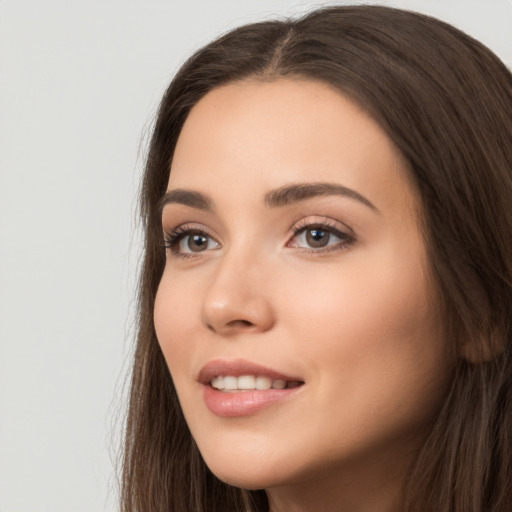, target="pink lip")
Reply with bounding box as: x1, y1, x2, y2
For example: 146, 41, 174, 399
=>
198, 358, 302, 384
198, 359, 305, 418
